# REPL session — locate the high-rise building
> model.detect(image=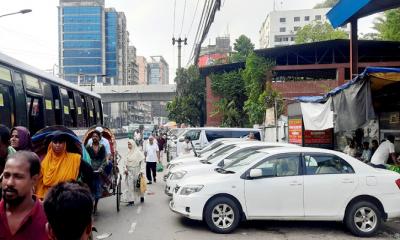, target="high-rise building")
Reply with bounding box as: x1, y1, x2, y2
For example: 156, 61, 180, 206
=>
148, 56, 169, 85
58, 0, 129, 86
259, 8, 348, 48
58, 0, 105, 85
136, 56, 148, 85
